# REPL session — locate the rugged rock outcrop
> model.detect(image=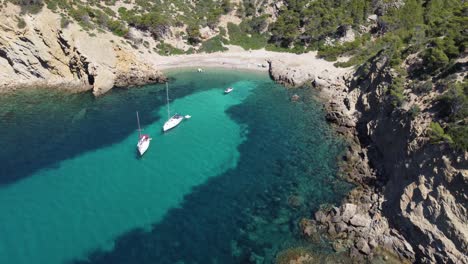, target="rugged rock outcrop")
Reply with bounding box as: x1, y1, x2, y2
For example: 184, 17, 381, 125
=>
268, 50, 467, 263
267, 57, 349, 88
349, 53, 467, 264
268, 59, 314, 87
0, 5, 165, 95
